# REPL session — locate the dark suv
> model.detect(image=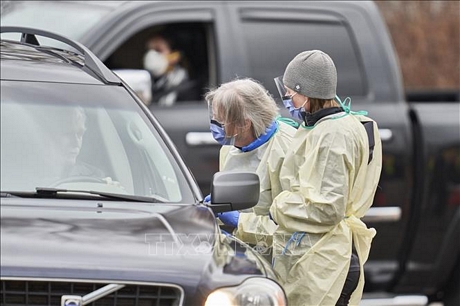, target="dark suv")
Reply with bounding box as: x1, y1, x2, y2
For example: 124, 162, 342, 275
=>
0, 27, 286, 306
